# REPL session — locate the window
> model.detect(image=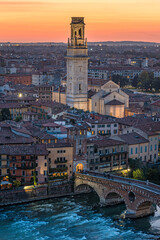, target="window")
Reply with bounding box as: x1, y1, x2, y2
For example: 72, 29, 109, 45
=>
91, 131, 95, 135
112, 148, 116, 153
145, 146, 147, 152
140, 146, 143, 153
114, 130, 117, 134
44, 162, 47, 167
155, 144, 157, 150
150, 145, 152, 151
79, 84, 82, 91
135, 147, 138, 154
121, 147, 124, 152
114, 124, 117, 127
130, 148, 133, 155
